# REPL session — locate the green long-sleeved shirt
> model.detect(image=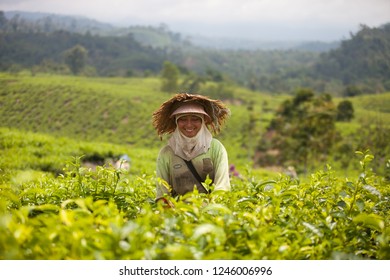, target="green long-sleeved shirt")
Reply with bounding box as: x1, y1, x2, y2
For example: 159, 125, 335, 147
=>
156, 138, 231, 198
